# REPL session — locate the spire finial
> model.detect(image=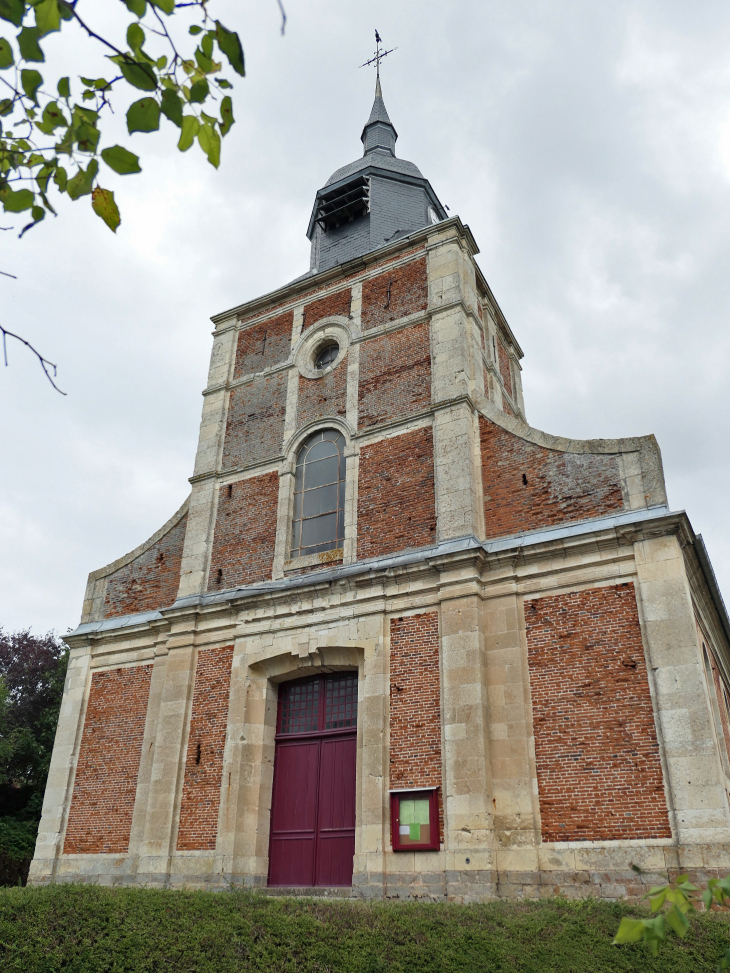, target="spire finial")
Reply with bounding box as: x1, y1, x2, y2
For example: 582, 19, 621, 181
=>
360, 29, 397, 84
